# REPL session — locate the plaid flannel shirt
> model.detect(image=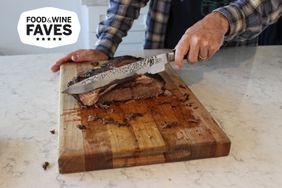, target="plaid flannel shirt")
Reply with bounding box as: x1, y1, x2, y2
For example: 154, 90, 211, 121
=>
95, 0, 282, 57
